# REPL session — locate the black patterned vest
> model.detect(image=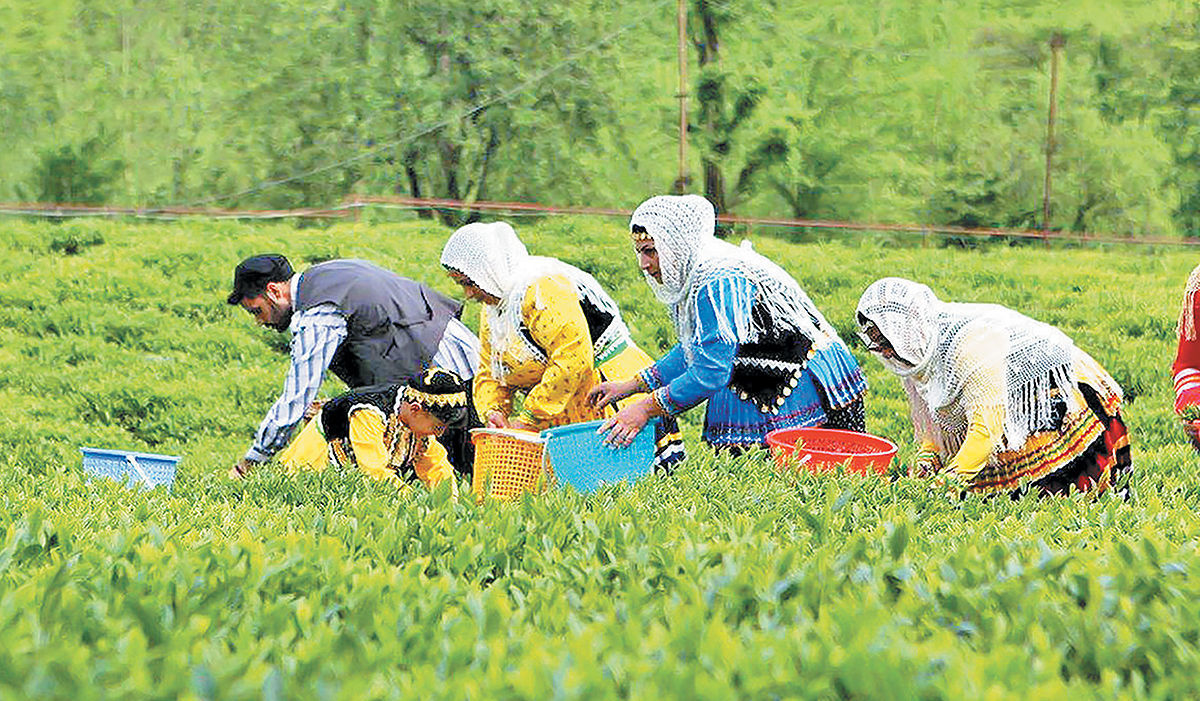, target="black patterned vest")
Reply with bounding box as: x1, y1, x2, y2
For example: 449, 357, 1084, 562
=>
727, 298, 820, 415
